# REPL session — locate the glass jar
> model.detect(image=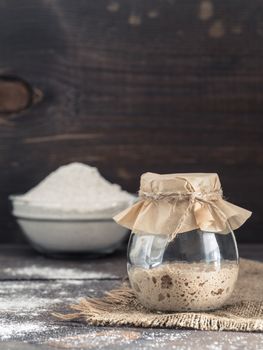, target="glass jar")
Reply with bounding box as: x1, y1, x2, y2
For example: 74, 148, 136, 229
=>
114, 172, 251, 312
128, 227, 239, 312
